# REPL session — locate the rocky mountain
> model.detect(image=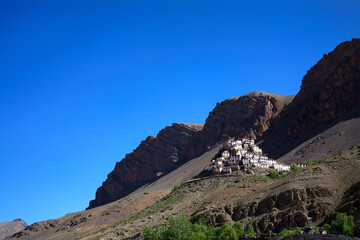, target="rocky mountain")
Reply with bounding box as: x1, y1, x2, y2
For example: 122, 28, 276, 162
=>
260, 38, 360, 160
184, 91, 294, 161
0, 219, 27, 240
88, 122, 203, 209
8, 38, 360, 240
88, 92, 293, 209
89, 38, 360, 210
